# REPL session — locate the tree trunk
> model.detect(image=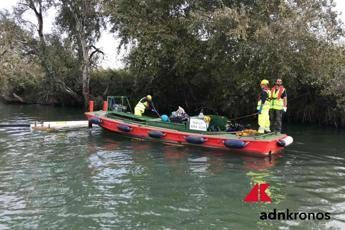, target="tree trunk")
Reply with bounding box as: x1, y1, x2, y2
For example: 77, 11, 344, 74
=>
78, 23, 90, 108
82, 51, 90, 108
29, 0, 44, 43
30, 0, 54, 99
67, 0, 97, 108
